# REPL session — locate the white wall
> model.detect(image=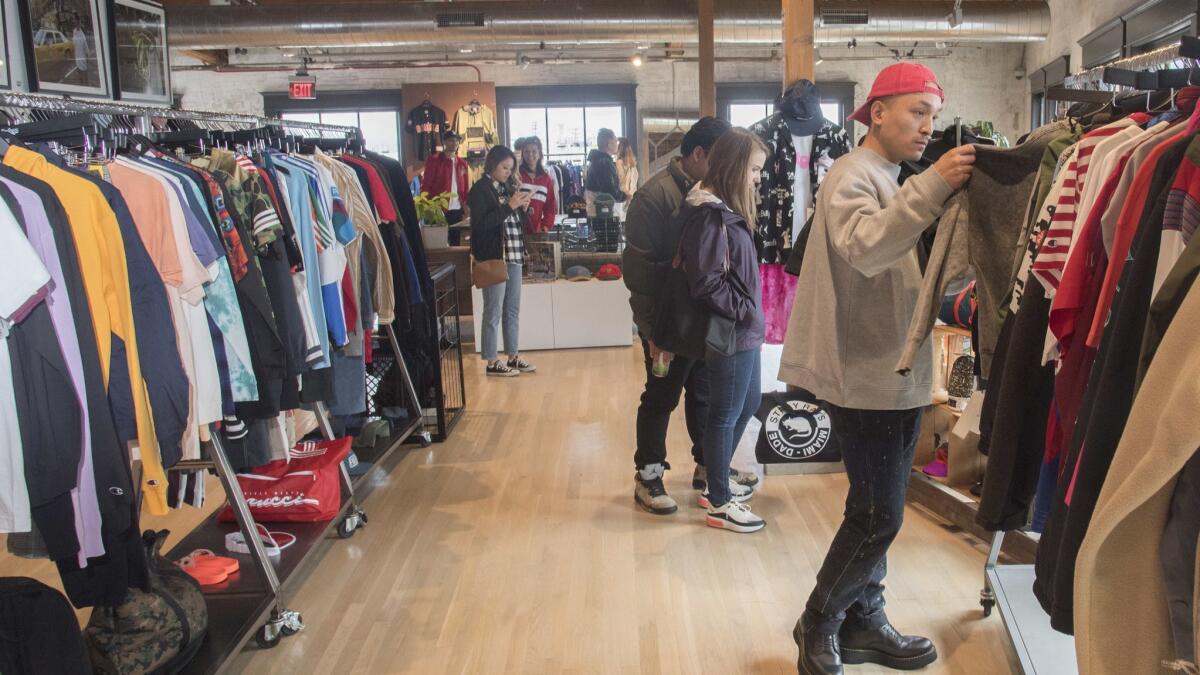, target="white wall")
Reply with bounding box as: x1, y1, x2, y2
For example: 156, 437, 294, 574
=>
172, 44, 1028, 143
